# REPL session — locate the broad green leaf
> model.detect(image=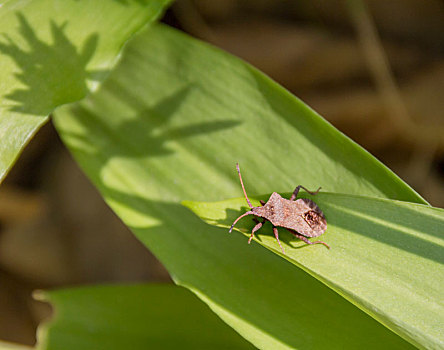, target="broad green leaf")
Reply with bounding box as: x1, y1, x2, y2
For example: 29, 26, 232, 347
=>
35, 284, 255, 350
184, 192, 444, 348
53, 23, 423, 348
0, 0, 171, 182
